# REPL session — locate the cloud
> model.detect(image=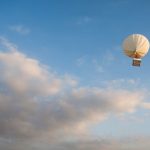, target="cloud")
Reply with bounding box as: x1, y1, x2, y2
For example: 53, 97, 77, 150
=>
141, 102, 150, 109
76, 51, 115, 73
76, 55, 87, 66
9, 25, 30, 35
0, 36, 18, 51
77, 16, 92, 25
0, 50, 146, 141
92, 51, 116, 73
1, 136, 150, 150
103, 78, 141, 89
0, 37, 149, 149
0, 51, 63, 95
